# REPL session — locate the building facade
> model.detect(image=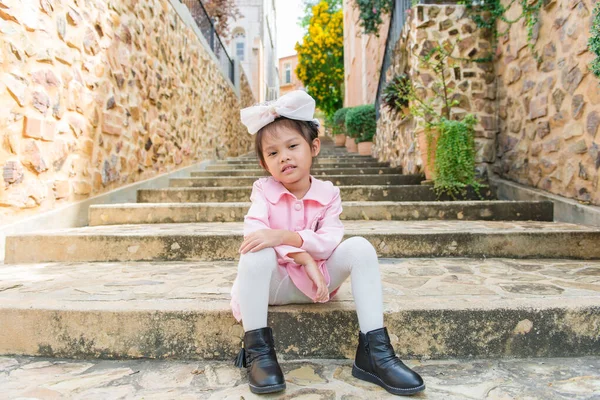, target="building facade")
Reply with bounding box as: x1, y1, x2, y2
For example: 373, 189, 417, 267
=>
343, 0, 389, 107
278, 54, 304, 96
230, 0, 279, 102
